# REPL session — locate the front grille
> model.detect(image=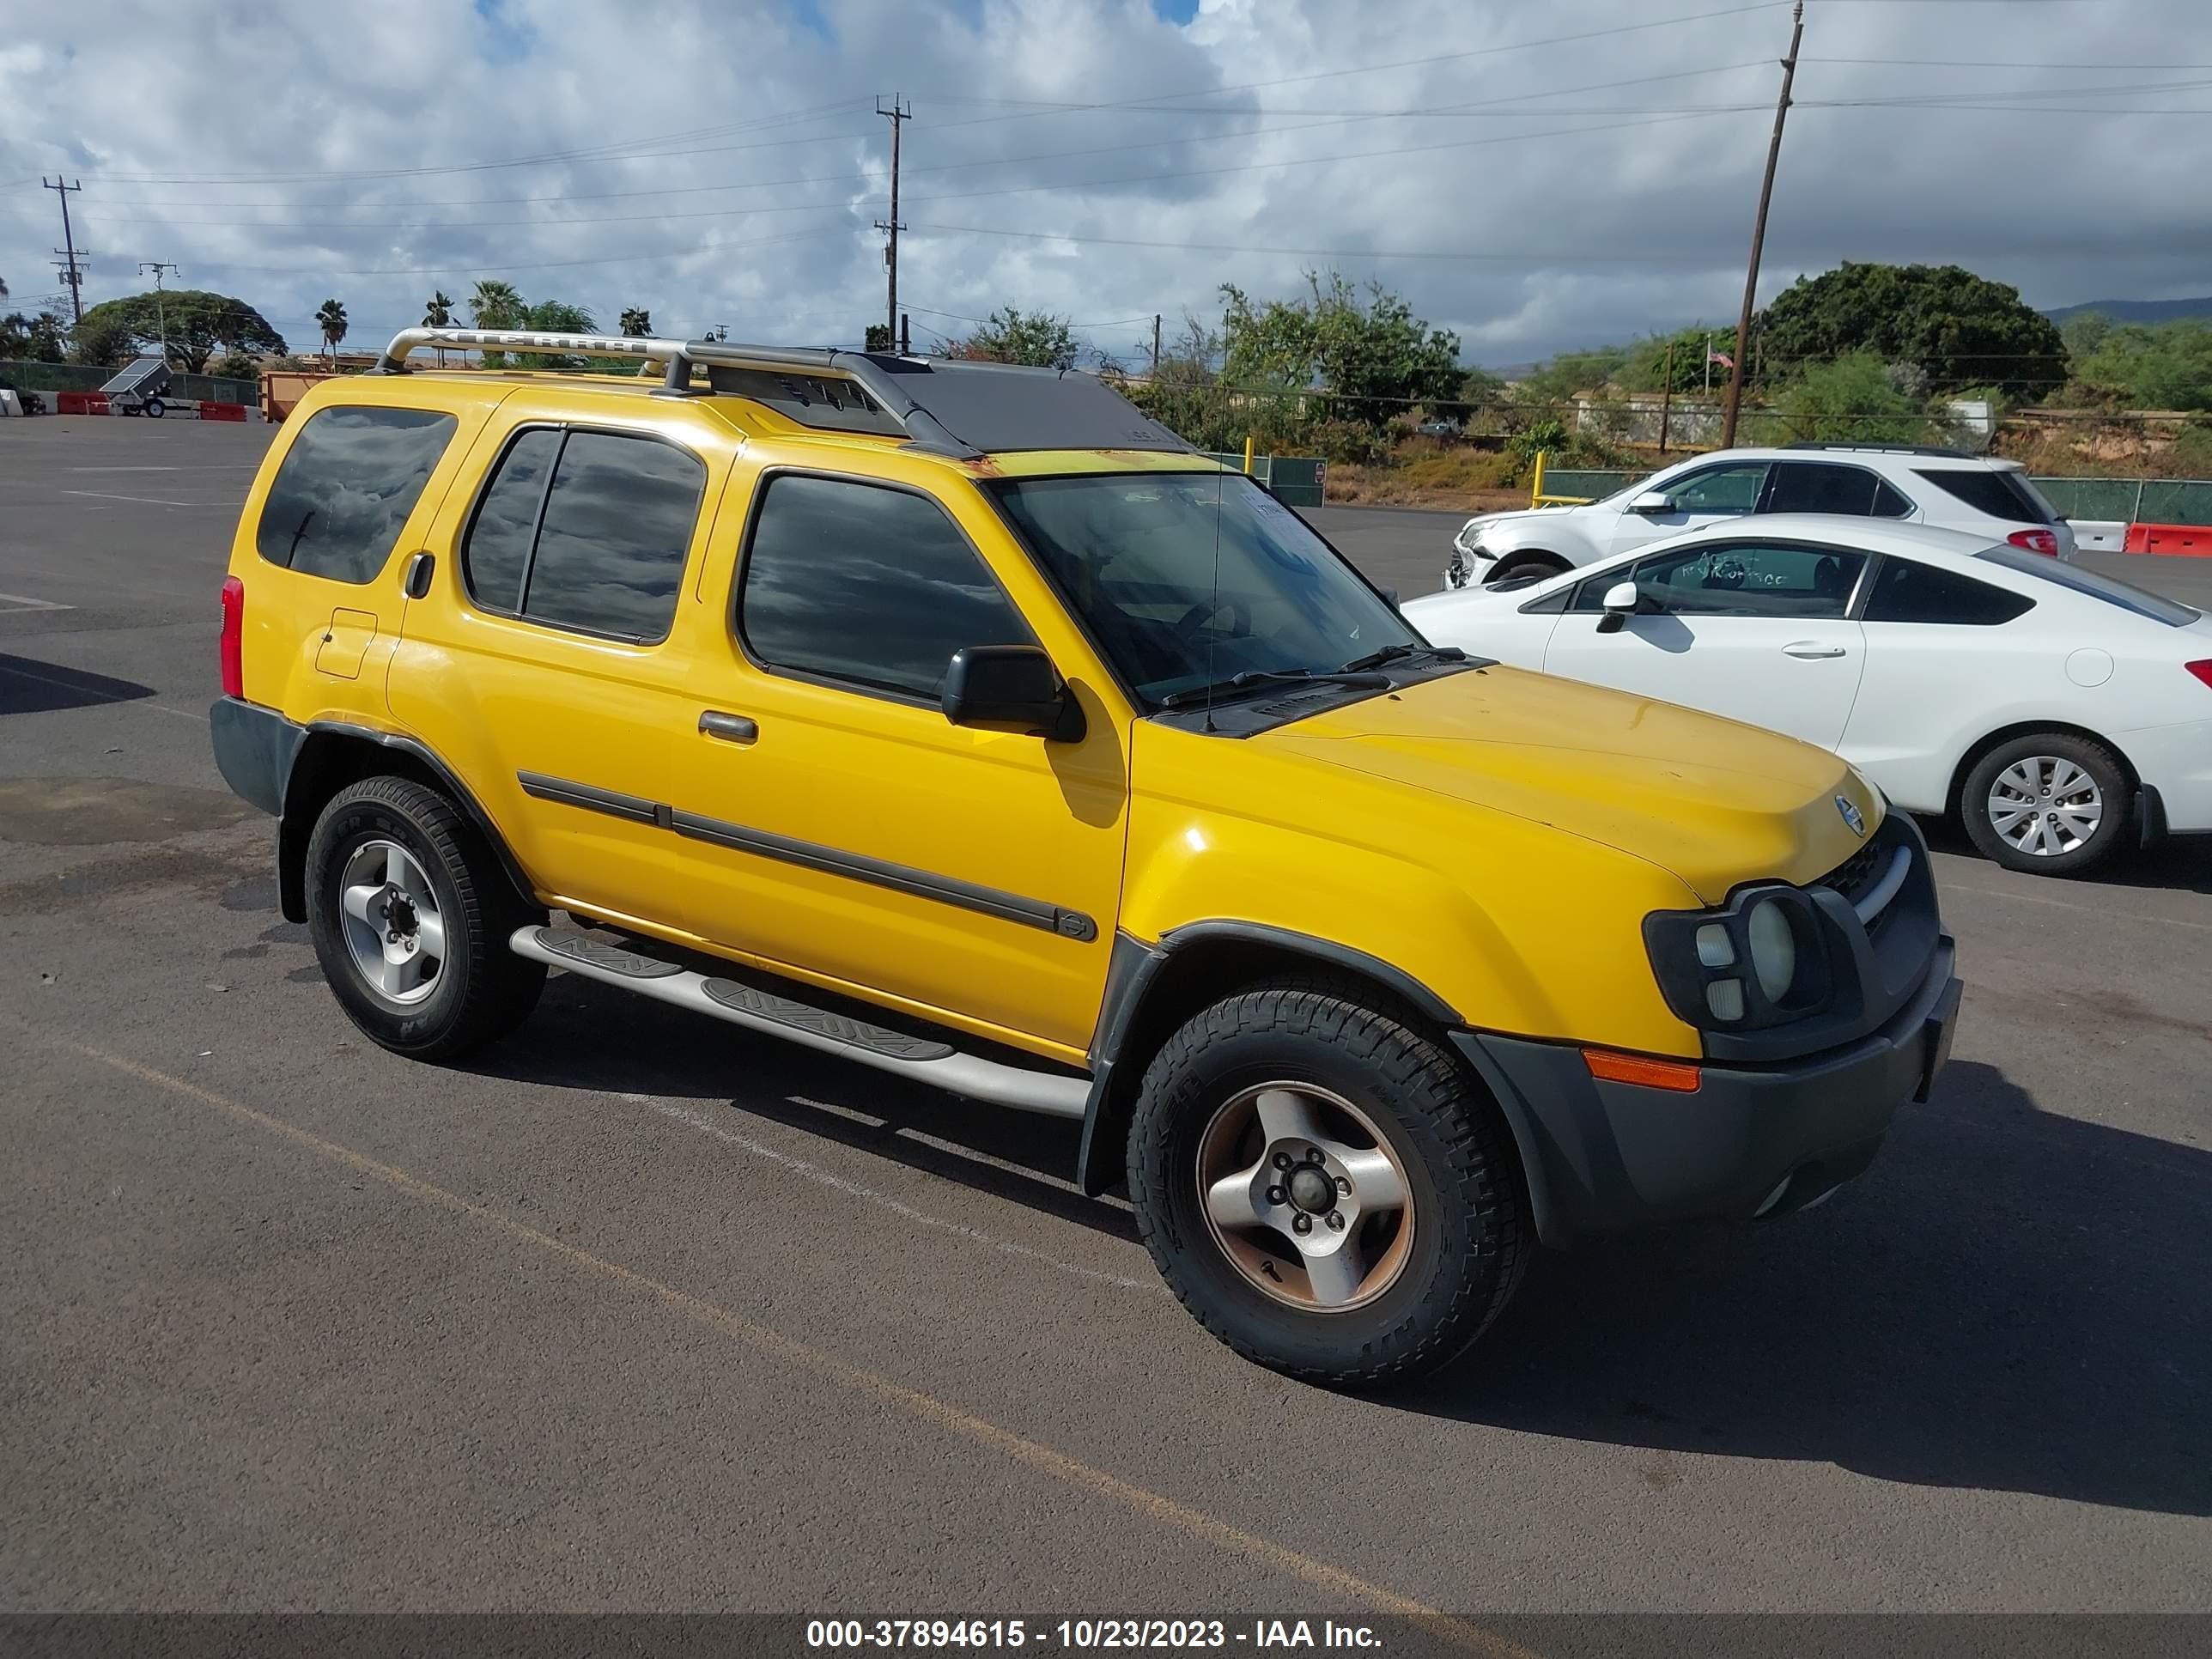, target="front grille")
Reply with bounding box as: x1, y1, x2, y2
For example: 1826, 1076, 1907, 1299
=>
1815, 839, 1884, 908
